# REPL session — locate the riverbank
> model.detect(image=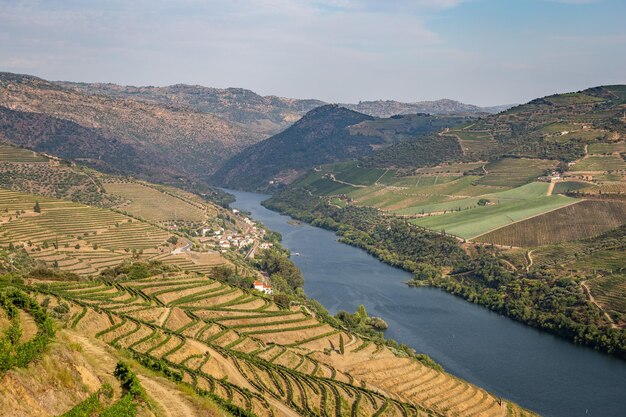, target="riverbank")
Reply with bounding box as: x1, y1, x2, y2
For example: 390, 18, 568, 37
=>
261, 187, 626, 360
225, 188, 626, 417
